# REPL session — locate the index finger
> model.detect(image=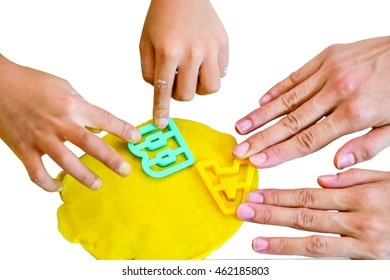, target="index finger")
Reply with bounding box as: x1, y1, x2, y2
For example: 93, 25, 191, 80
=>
260, 51, 325, 105
153, 58, 177, 128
